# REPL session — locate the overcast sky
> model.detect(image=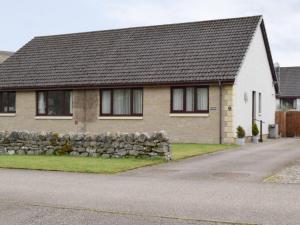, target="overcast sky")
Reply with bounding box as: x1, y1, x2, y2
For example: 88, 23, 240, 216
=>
1, 0, 299, 66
